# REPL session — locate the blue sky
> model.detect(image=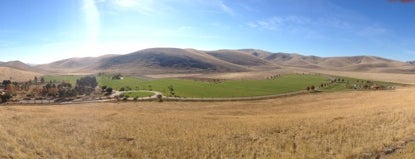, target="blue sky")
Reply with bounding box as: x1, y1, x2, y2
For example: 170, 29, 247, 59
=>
1, 0, 415, 64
